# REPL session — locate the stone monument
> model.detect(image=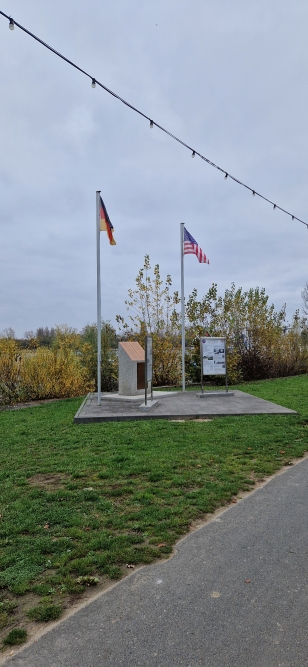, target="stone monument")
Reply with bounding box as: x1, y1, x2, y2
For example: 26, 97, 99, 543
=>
118, 342, 145, 396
